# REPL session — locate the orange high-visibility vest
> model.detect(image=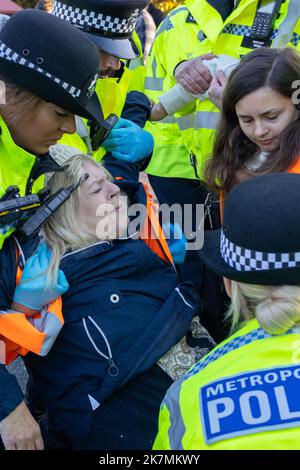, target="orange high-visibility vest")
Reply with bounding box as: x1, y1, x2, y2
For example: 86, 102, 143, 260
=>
140, 181, 174, 268
114, 177, 174, 268
0, 242, 64, 364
